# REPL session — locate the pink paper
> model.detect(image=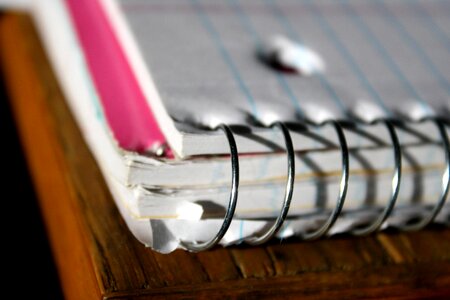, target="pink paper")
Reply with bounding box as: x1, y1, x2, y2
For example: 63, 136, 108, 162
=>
65, 0, 166, 153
